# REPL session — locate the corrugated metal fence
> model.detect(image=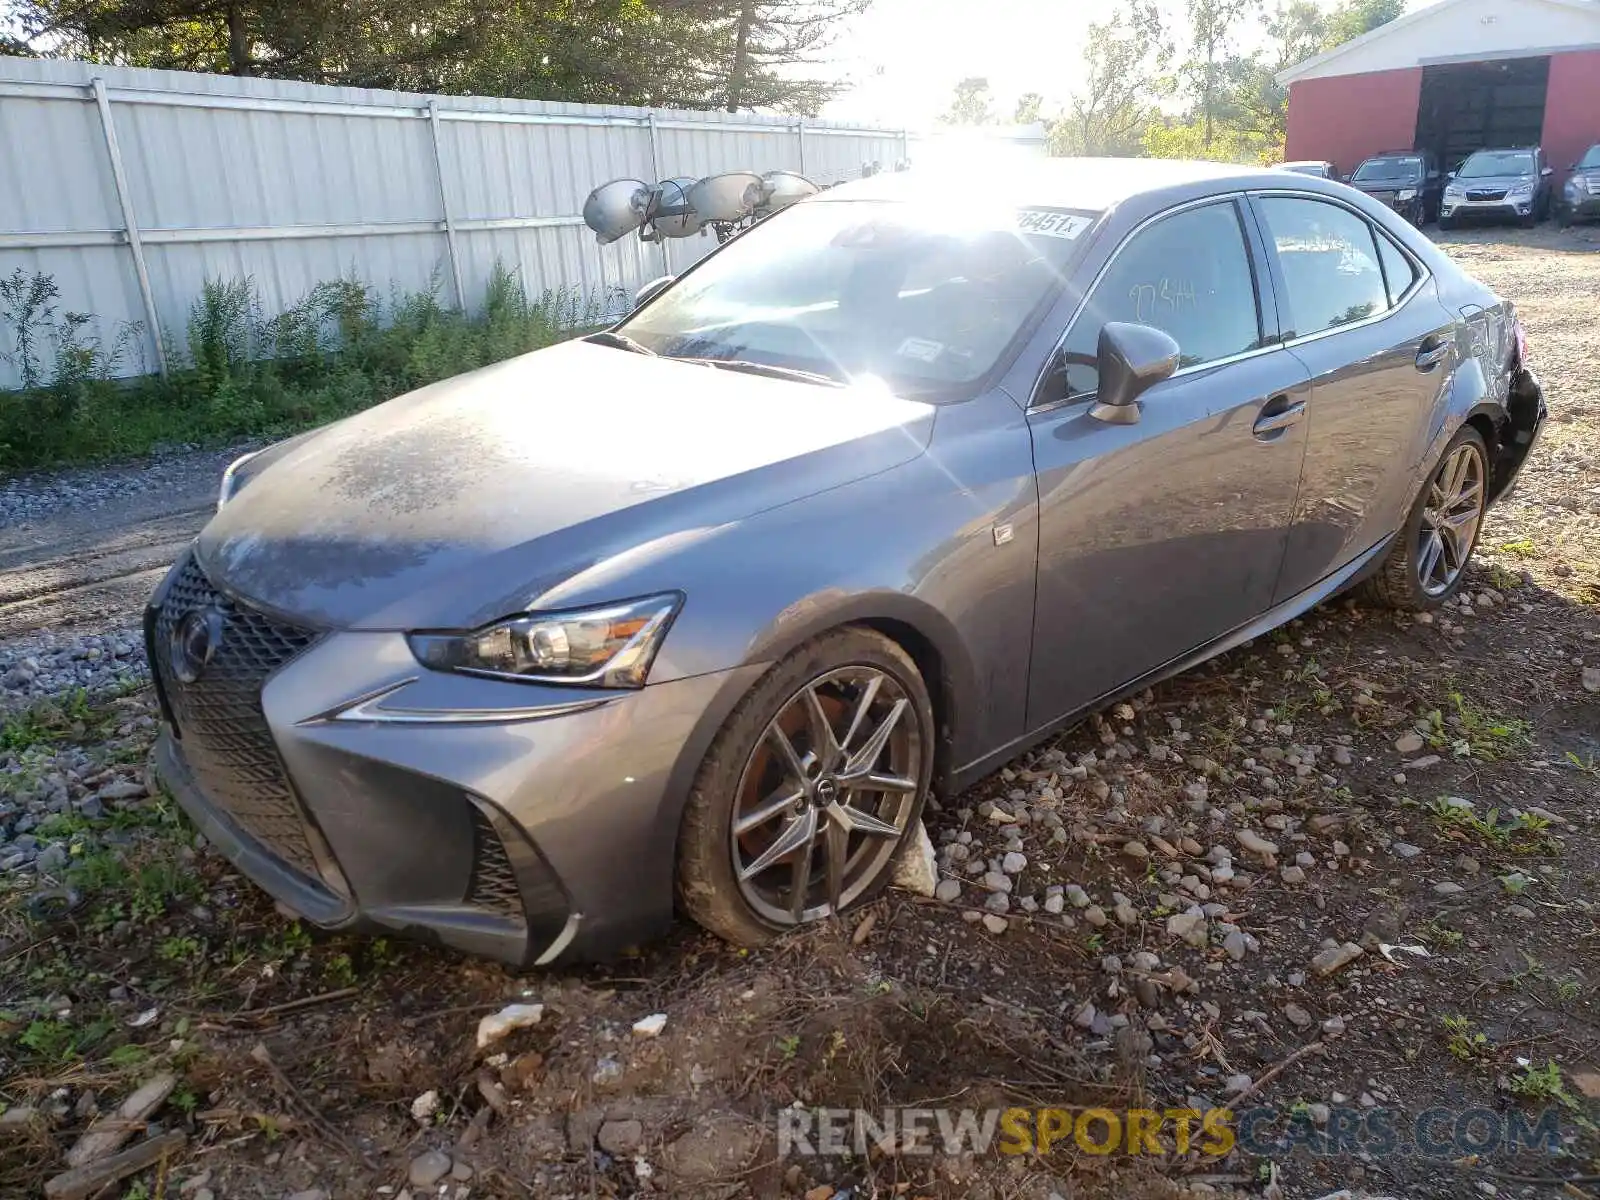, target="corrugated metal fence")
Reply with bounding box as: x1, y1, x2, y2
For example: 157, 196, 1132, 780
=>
0, 57, 954, 389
